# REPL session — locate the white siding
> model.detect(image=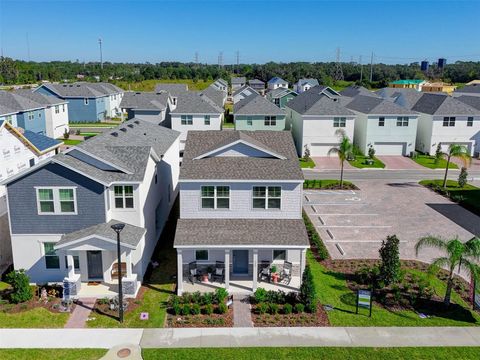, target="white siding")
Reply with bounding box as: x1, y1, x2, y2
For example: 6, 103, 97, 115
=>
171, 114, 223, 150
45, 104, 69, 139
